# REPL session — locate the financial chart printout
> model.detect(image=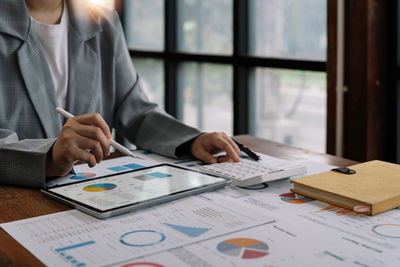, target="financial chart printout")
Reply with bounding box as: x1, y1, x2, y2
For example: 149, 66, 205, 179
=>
4, 160, 400, 266
209, 163, 400, 266
49, 166, 226, 211
1, 194, 274, 267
